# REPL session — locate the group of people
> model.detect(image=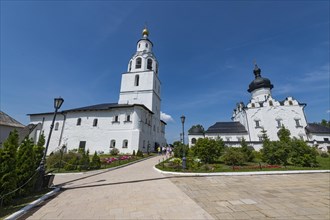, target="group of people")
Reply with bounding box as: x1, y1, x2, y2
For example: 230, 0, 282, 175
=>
157, 145, 173, 157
